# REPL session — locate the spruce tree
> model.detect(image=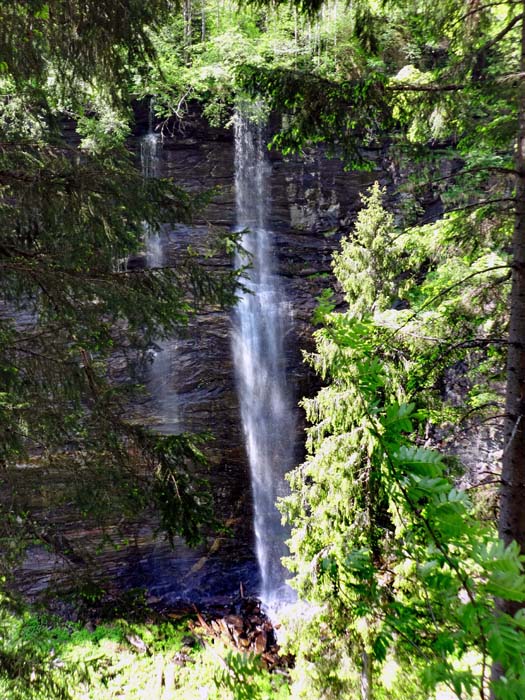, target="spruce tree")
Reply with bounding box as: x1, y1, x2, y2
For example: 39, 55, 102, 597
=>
239, 2, 525, 692
0, 0, 240, 571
